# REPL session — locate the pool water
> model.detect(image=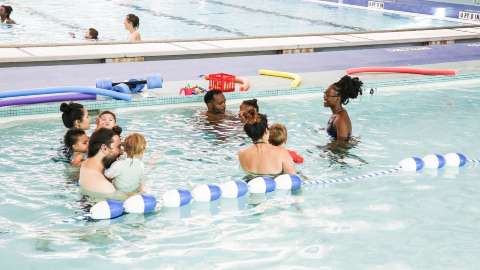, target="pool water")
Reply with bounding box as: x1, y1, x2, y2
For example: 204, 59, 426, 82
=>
0, 0, 469, 44
1, 77, 480, 269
